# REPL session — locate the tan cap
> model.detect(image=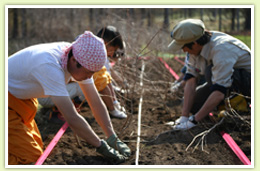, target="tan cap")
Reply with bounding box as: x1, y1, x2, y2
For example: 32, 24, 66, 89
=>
168, 19, 205, 52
